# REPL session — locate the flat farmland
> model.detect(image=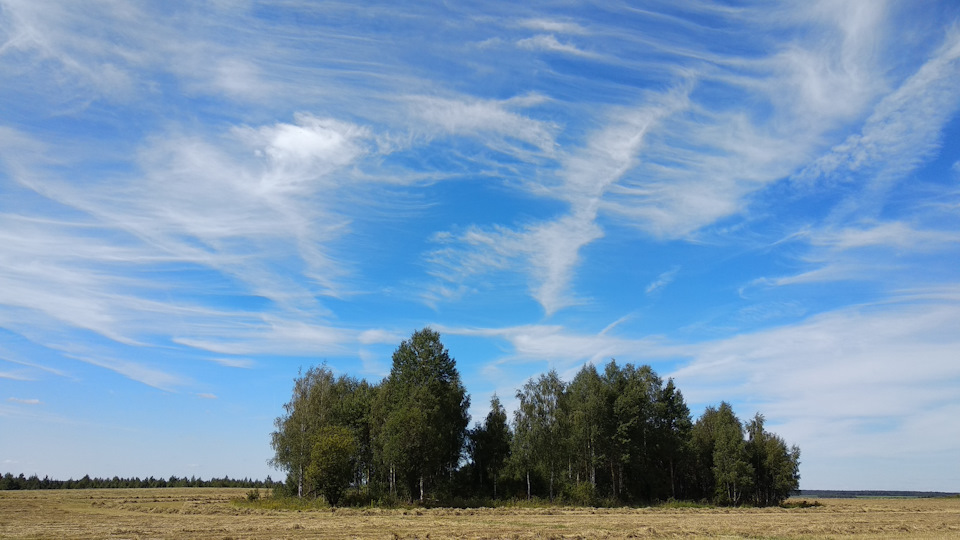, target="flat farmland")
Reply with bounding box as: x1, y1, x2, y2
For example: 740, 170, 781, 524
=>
1, 488, 958, 539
